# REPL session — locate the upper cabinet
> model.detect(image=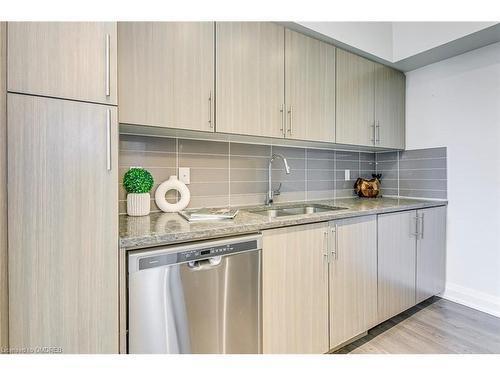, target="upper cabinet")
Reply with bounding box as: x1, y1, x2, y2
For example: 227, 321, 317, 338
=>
216, 22, 285, 138
116, 21, 405, 148
335, 49, 375, 147
374, 63, 406, 149
216, 24, 336, 142
285, 30, 336, 143
118, 22, 215, 132
8, 22, 117, 105
336, 49, 405, 149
